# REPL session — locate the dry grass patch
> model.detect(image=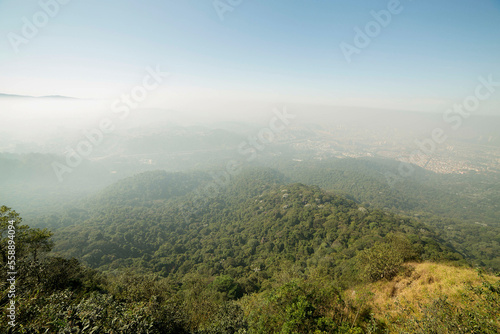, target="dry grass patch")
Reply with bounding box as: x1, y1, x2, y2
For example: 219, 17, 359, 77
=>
345, 262, 500, 332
